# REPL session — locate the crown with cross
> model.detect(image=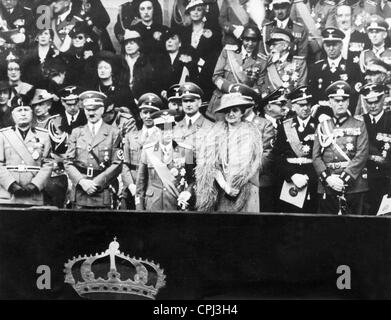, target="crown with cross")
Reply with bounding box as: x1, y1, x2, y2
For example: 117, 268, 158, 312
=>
64, 237, 166, 300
